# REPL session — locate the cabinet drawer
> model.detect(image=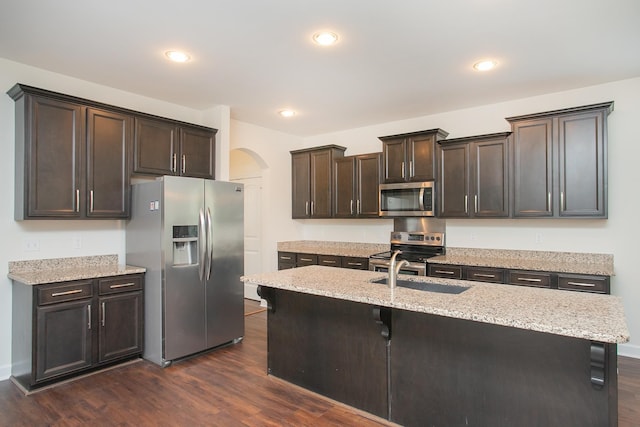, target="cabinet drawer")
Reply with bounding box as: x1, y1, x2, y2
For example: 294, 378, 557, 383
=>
318, 255, 342, 268
99, 275, 143, 295
558, 274, 610, 294
508, 270, 552, 288
428, 264, 463, 279
465, 266, 506, 283
277, 252, 296, 270
342, 256, 369, 270
37, 280, 94, 305
296, 253, 318, 267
